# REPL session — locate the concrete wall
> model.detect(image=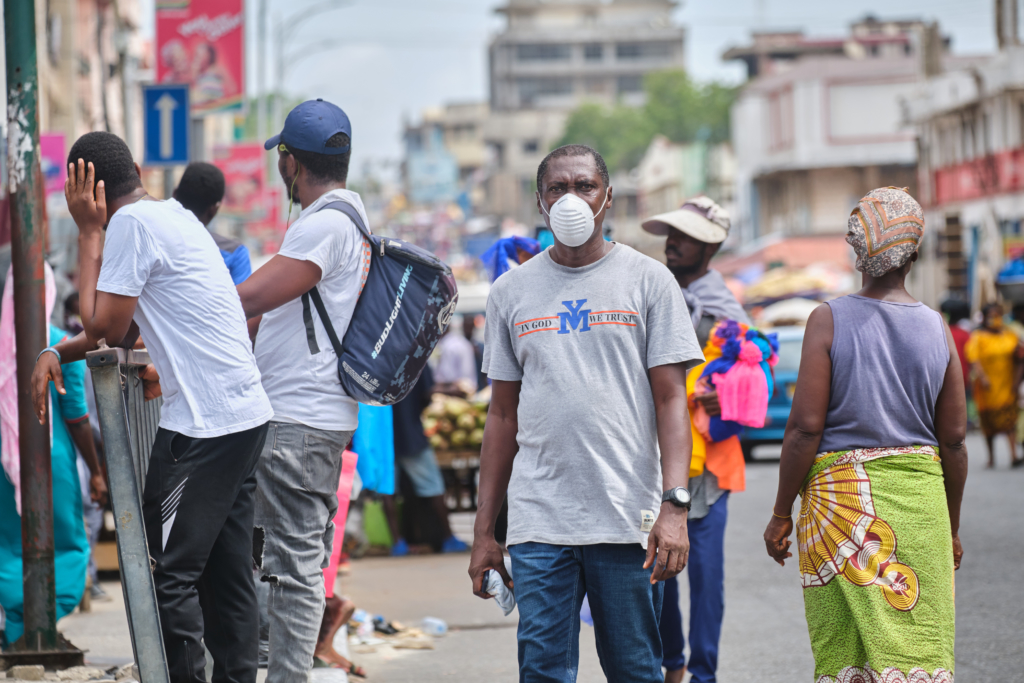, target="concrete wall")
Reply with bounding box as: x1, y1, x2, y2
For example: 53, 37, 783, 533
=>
732, 56, 920, 241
